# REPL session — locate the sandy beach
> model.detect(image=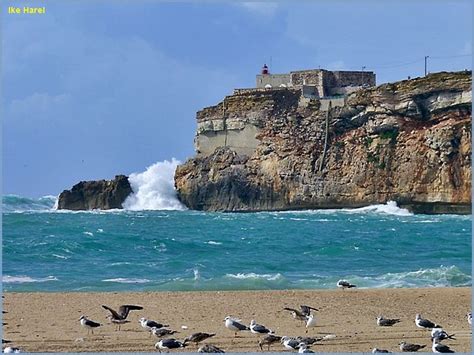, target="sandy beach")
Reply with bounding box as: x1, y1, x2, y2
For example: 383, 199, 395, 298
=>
2, 288, 471, 353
